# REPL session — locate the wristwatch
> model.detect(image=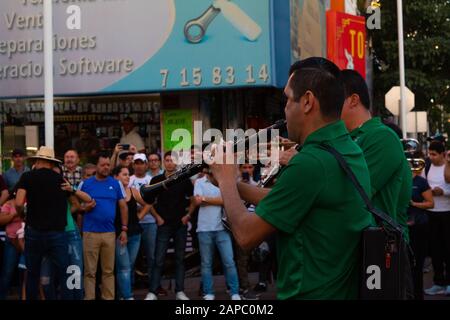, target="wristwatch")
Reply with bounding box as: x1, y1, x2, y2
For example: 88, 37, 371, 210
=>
121, 225, 128, 232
